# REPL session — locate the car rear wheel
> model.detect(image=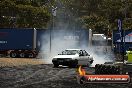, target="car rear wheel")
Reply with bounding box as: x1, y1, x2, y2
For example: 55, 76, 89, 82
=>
10, 52, 17, 58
